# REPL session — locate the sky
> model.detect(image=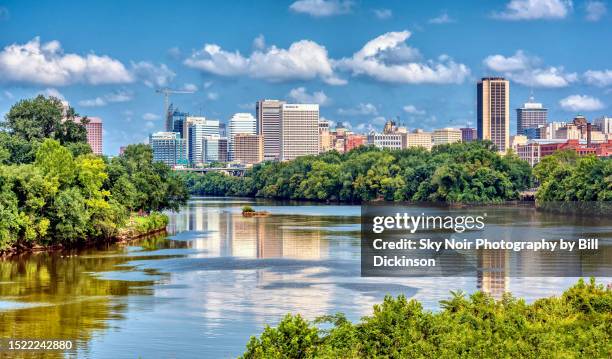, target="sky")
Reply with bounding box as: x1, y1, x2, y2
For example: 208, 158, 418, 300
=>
0, 0, 611, 154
